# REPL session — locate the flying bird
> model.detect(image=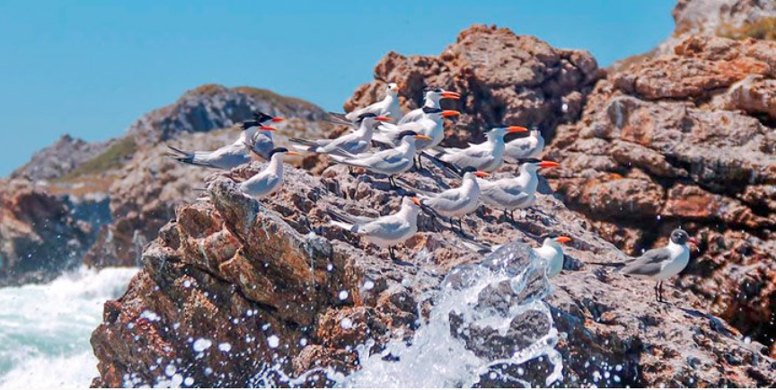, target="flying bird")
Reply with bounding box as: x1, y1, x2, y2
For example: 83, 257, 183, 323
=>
328, 196, 422, 260
428, 126, 528, 172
